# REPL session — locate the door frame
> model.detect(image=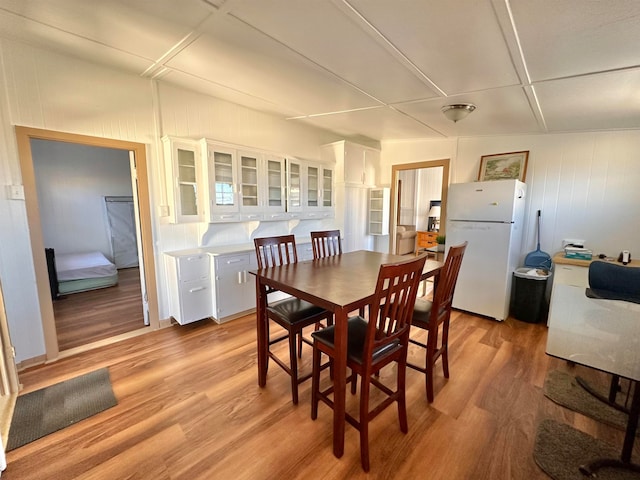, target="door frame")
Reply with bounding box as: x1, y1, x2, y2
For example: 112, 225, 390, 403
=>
389, 159, 450, 255
14, 126, 159, 361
